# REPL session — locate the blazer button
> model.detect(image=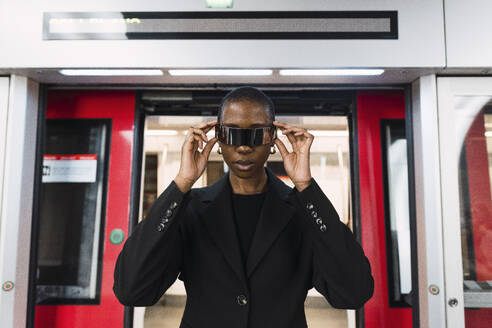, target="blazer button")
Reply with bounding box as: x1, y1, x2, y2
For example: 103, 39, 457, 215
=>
161, 218, 169, 223
170, 201, 178, 209
165, 209, 173, 218
157, 223, 166, 232
236, 294, 248, 306
311, 210, 318, 218
306, 202, 314, 210
315, 218, 323, 225
320, 224, 327, 232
